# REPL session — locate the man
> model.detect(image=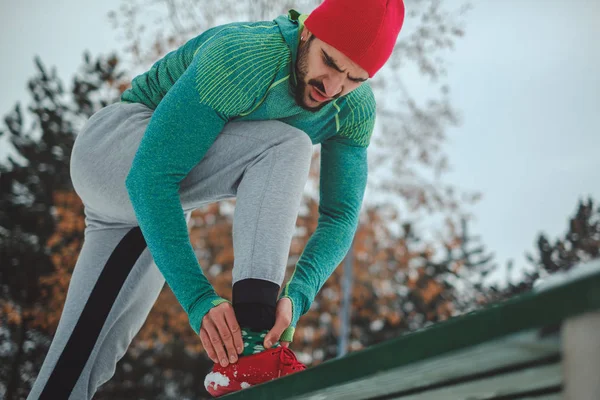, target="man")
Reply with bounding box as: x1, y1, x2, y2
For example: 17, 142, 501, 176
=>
27, 0, 404, 398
